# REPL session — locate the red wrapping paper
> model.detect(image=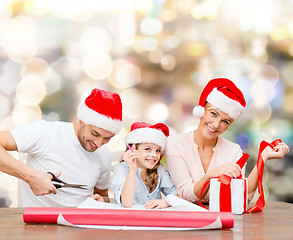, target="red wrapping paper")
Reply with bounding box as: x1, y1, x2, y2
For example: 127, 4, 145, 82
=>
23, 207, 234, 229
